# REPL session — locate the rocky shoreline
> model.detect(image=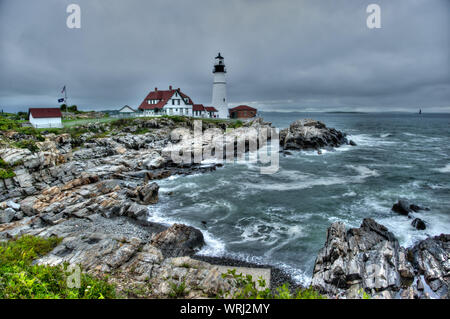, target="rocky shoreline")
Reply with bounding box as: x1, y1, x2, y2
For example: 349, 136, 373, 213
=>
1, 116, 447, 299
